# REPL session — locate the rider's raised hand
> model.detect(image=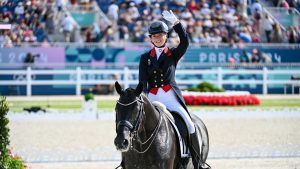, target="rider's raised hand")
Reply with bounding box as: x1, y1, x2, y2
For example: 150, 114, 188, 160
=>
162, 10, 179, 26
